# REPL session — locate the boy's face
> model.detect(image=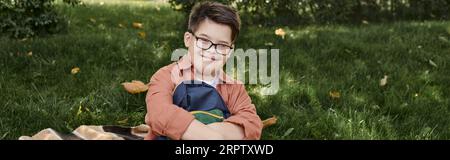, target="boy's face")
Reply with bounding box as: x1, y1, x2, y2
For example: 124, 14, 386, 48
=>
184, 18, 233, 78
